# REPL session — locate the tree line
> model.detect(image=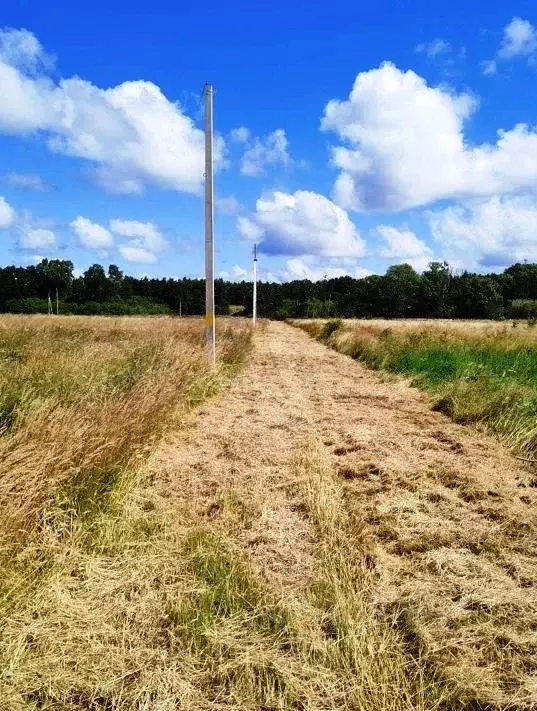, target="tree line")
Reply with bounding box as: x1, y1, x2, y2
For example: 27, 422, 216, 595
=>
3, 259, 537, 320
